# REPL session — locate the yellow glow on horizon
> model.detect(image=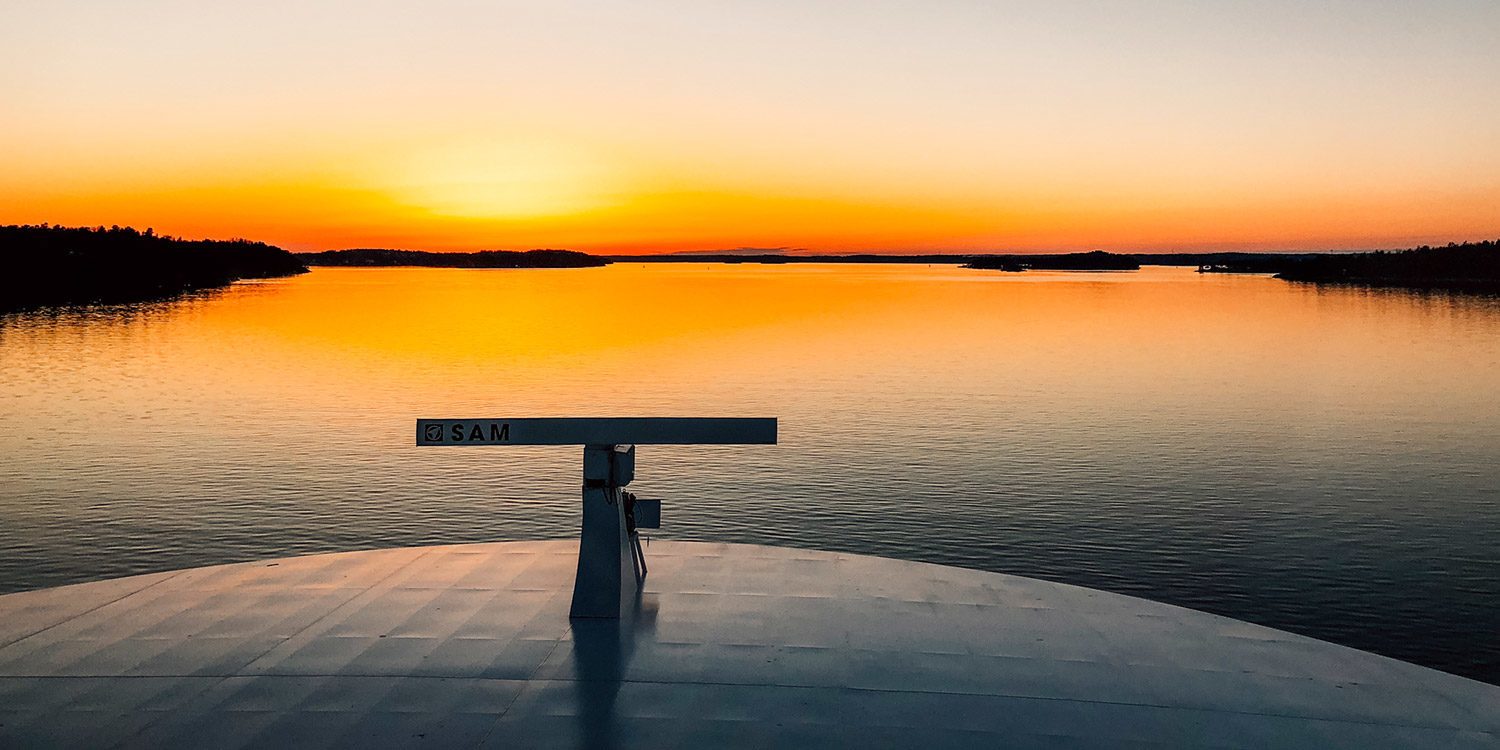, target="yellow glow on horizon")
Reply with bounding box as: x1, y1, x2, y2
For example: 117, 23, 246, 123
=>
4, 167, 1496, 254
380, 140, 621, 220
